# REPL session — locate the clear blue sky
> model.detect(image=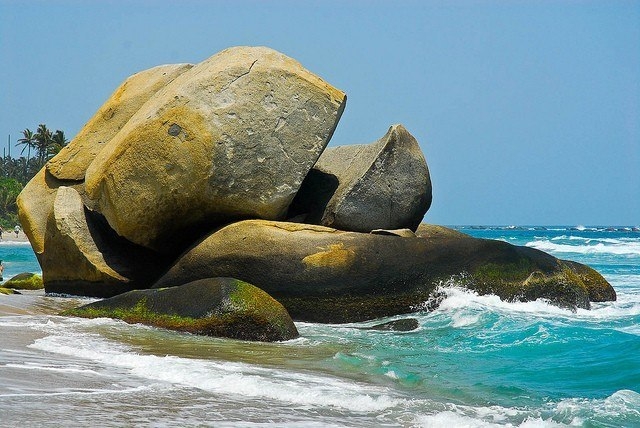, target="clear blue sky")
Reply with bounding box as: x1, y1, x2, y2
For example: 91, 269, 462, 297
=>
1, 0, 638, 226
